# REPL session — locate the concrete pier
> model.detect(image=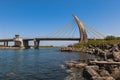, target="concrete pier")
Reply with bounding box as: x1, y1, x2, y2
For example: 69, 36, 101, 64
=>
14, 37, 24, 48
23, 40, 30, 49
34, 39, 40, 49
4, 41, 8, 47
